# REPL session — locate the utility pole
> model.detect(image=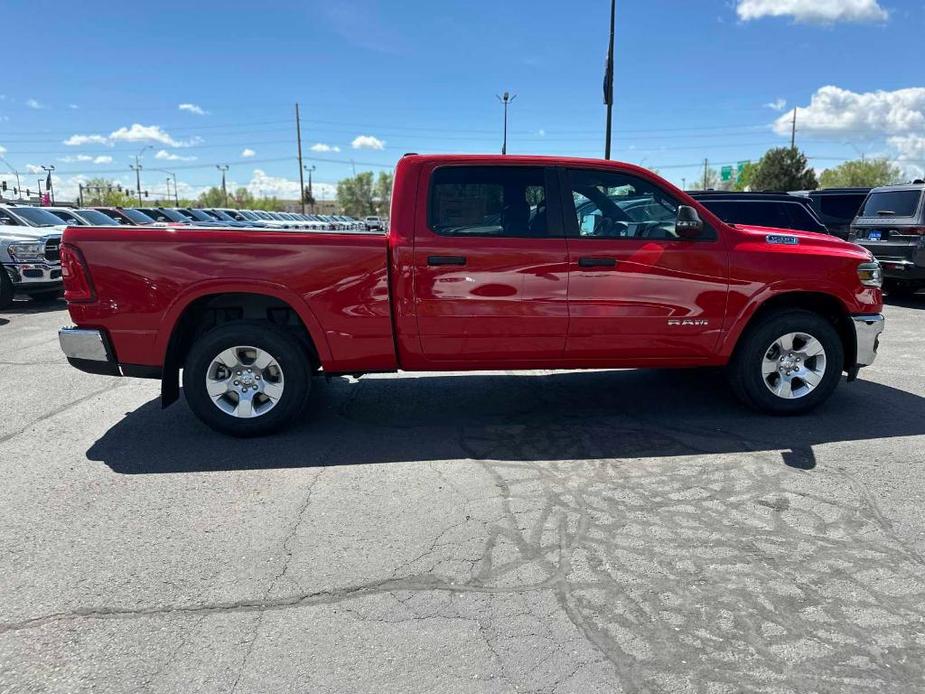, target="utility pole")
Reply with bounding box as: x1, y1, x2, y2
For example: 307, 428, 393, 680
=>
217, 165, 229, 207
165, 177, 172, 205
304, 164, 316, 214
790, 107, 797, 149
132, 145, 152, 206
496, 92, 517, 155
703, 158, 709, 190
295, 103, 306, 214
603, 0, 616, 159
